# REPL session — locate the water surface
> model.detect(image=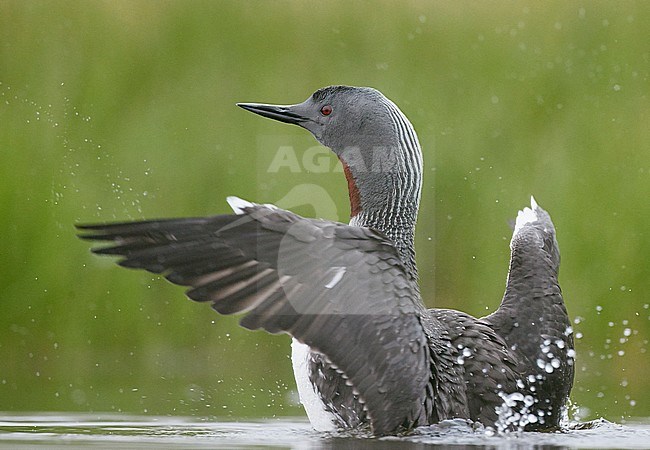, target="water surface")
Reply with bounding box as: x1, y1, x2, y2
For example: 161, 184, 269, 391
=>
1, 413, 649, 449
